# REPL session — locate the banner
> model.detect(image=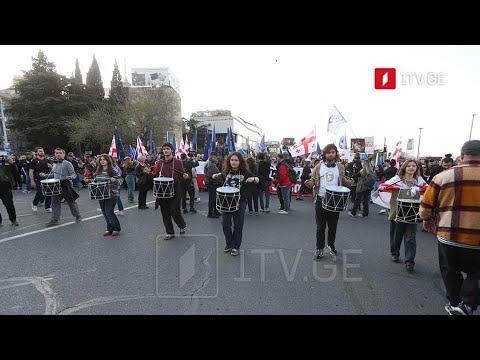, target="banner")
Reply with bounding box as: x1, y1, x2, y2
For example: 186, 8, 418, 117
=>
365, 136, 374, 155
268, 166, 313, 197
